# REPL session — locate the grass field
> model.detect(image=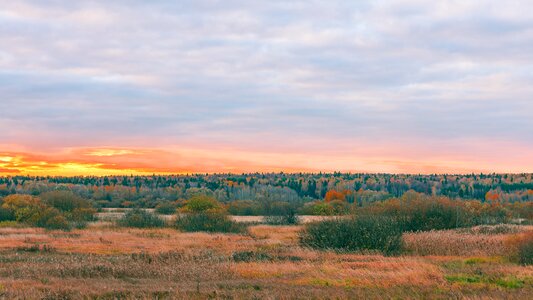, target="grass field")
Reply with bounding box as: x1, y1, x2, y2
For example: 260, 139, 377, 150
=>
0, 222, 531, 299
